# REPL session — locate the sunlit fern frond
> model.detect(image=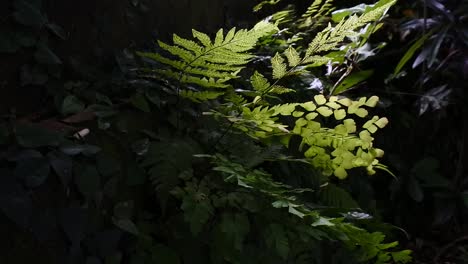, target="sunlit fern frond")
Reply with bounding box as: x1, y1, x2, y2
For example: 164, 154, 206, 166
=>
137, 21, 278, 93
302, 0, 335, 19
